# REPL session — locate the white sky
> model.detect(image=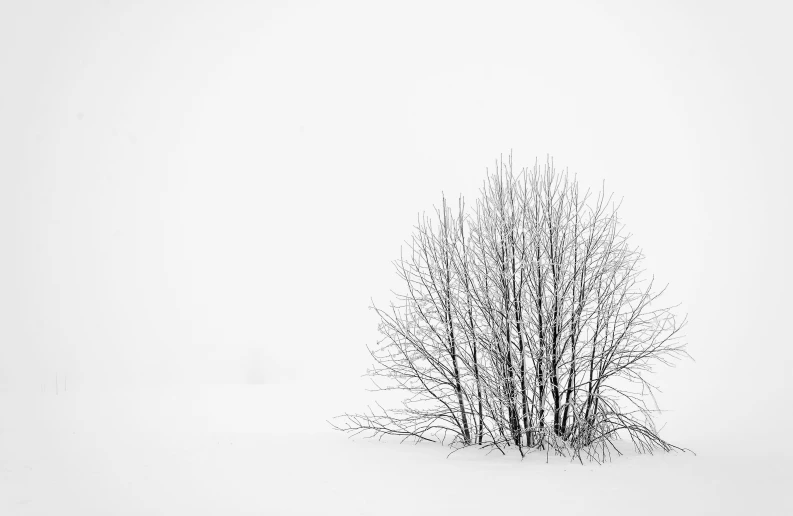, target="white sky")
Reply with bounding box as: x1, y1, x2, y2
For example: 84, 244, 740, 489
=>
1, 0, 791, 440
